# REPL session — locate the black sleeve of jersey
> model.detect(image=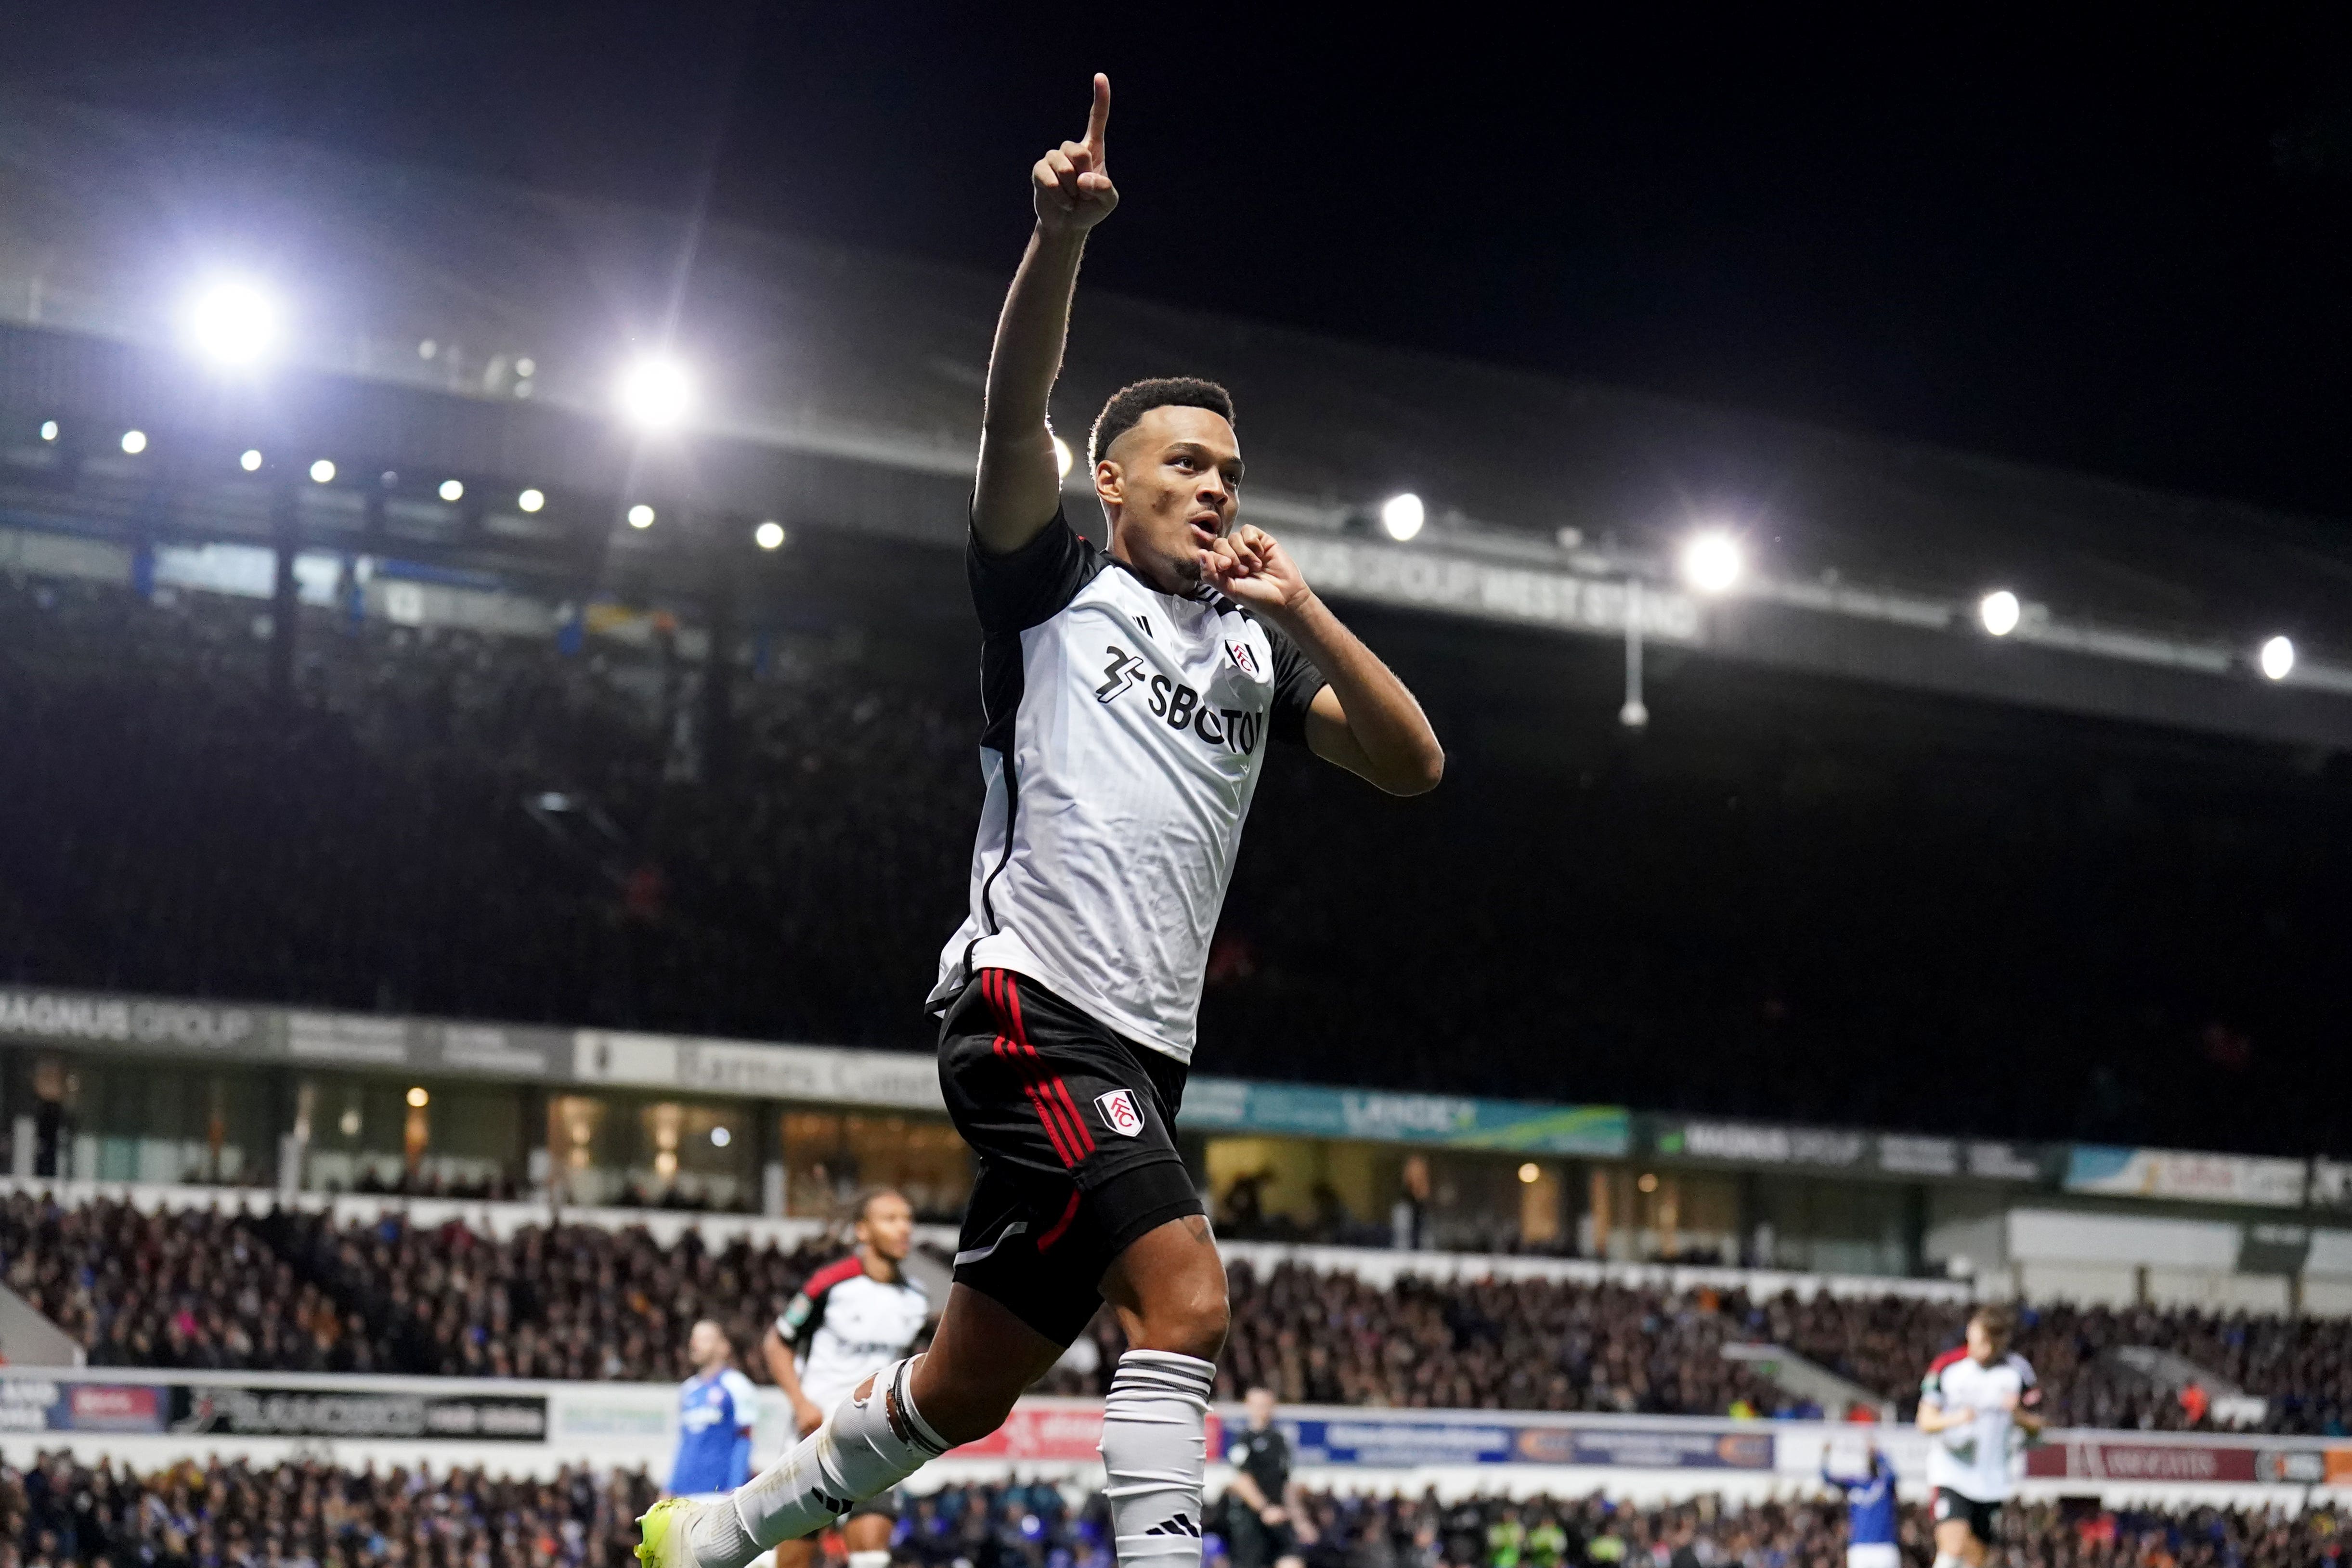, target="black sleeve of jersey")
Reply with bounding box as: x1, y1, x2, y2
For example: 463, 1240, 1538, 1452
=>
1264, 623, 1328, 747
968, 509, 1099, 636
